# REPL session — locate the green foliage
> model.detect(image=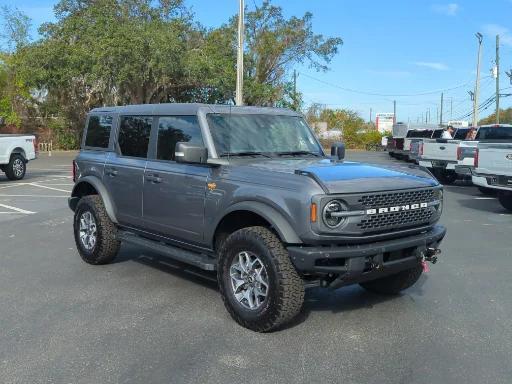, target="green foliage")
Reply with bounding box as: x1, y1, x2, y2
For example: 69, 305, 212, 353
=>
478, 108, 512, 125
47, 117, 80, 150
1, 0, 342, 149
